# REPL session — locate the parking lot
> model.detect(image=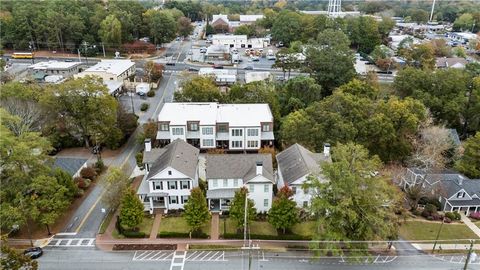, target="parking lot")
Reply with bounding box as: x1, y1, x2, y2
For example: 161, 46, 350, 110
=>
187, 44, 278, 70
